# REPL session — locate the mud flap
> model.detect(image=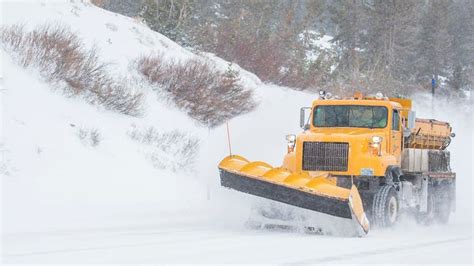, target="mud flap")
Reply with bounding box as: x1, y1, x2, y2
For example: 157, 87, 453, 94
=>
218, 155, 369, 236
